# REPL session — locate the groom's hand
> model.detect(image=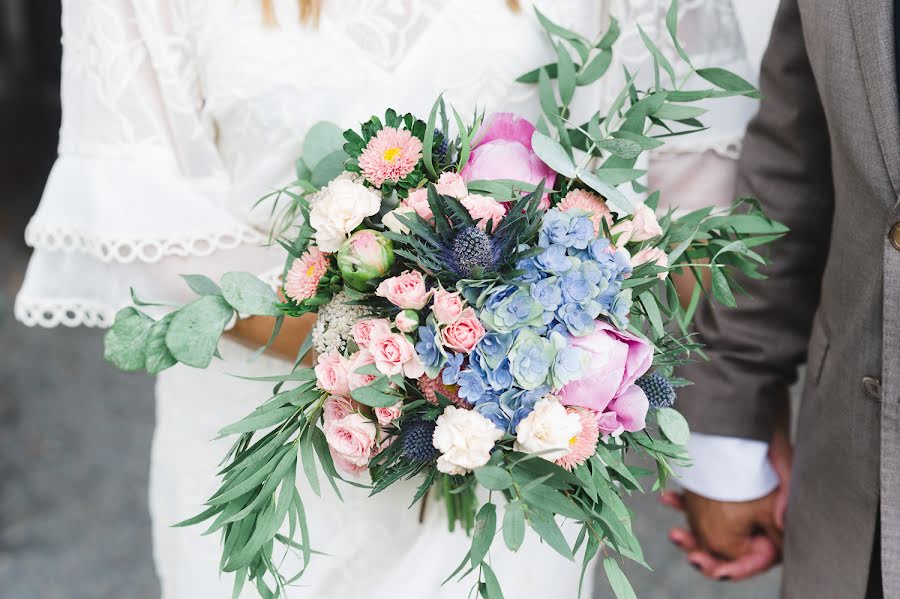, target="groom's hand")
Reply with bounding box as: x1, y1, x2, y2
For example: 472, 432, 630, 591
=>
662, 490, 782, 580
